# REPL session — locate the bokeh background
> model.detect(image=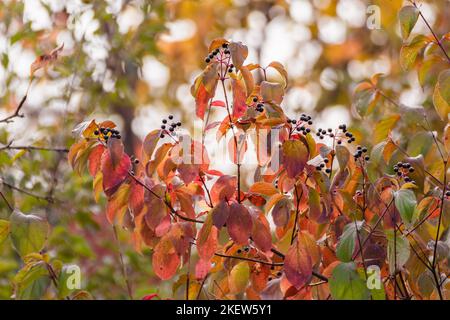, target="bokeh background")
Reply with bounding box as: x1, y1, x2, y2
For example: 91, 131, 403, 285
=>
0, 0, 448, 299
